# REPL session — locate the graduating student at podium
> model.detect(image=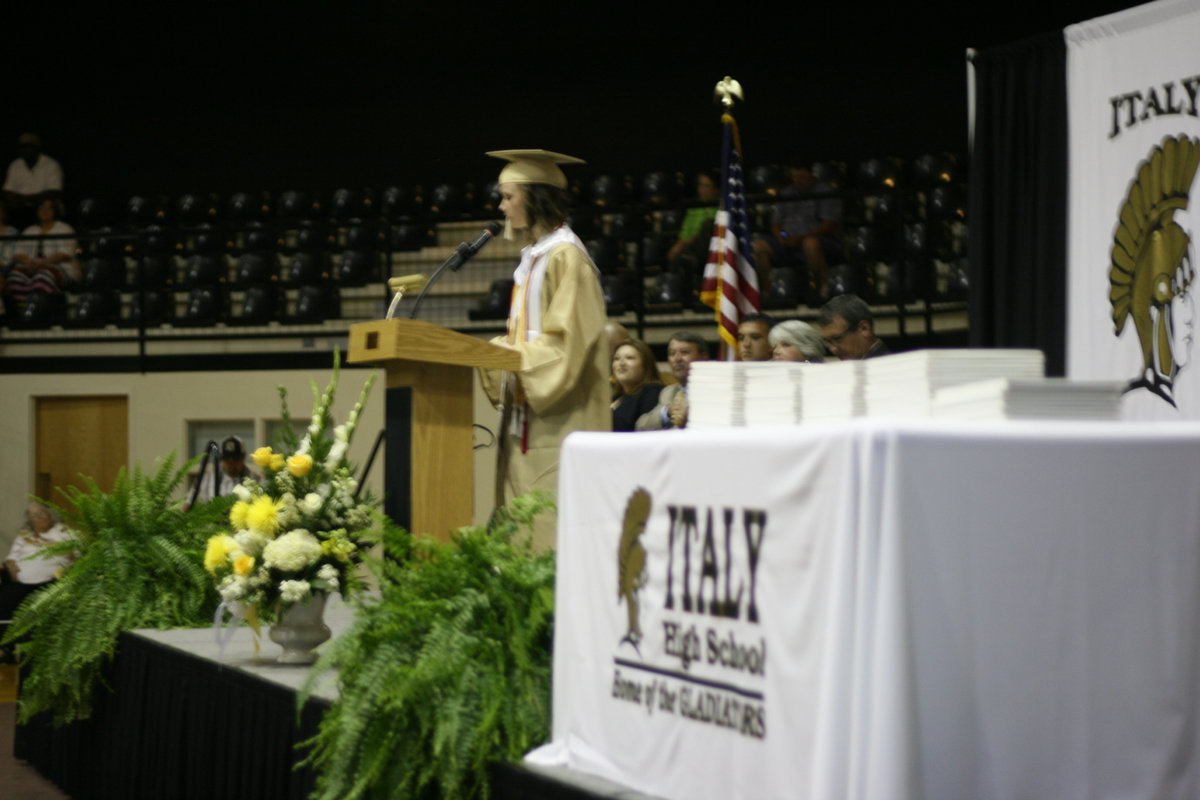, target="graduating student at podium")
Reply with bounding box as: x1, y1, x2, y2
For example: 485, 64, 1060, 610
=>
481, 149, 610, 550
